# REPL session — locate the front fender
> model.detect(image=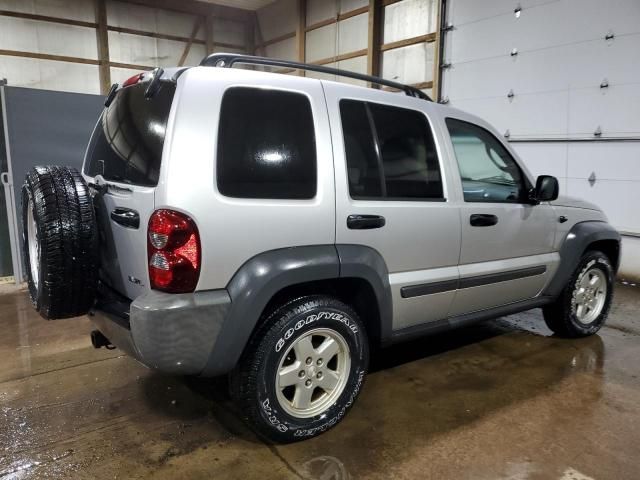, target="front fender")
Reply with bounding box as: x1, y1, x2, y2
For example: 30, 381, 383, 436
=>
544, 221, 620, 298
